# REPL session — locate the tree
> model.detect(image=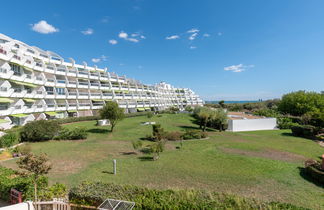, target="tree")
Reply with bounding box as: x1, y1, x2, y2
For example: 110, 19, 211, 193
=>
17, 153, 52, 202
152, 124, 166, 141
278, 91, 324, 116
210, 109, 228, 131
218, 100, 226, 108
148, 140, 165, 161
99, 101, 125, 132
